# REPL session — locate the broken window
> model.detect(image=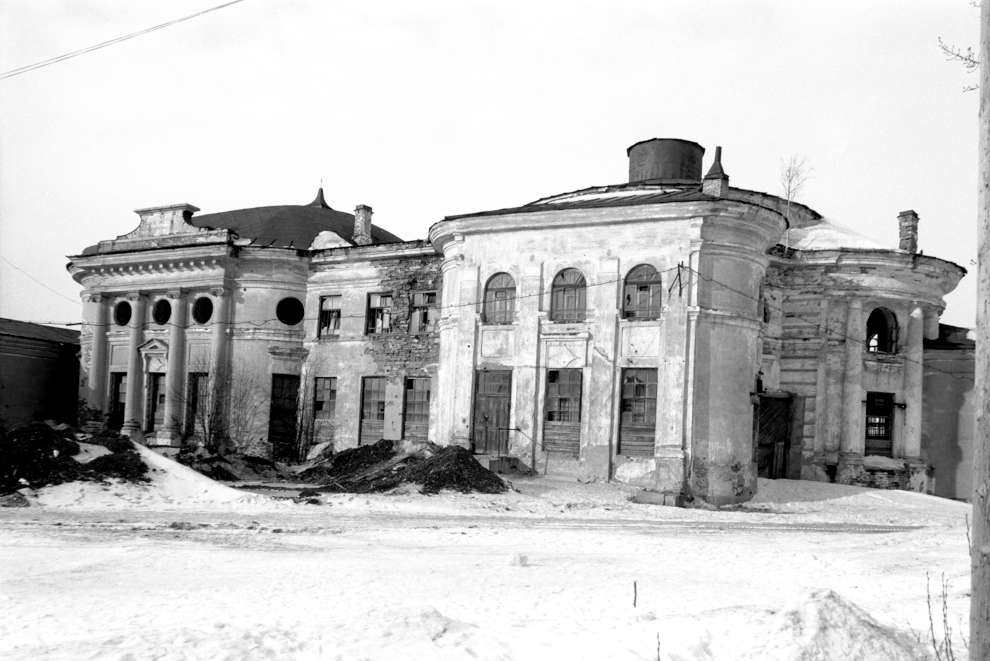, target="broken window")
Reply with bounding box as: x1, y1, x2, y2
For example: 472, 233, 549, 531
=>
318, 295, 342, 338
313, 377, 337, 419
483, 272, 516, 324
544, 369, 582, 423
866, 307, 898, 353
366, 293, 393, 335
618, 369, 658, 456
409, 292, 437, 333
359, 376, 387, 445
865, 391, 894, 457
403, 377, 430, 441
550, 268, 587, 322
622, 264, 663, 320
